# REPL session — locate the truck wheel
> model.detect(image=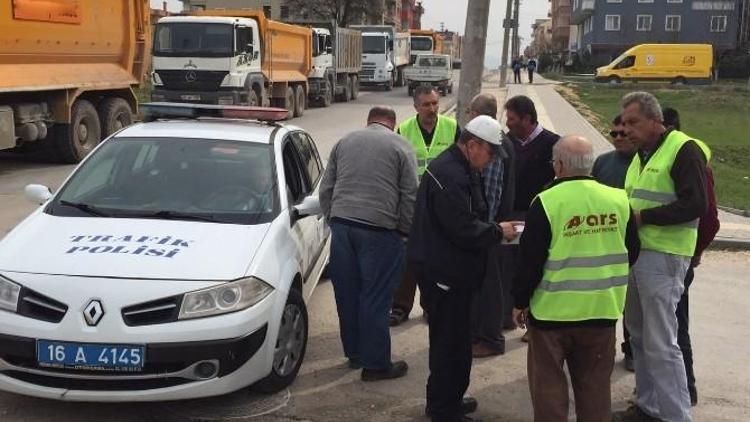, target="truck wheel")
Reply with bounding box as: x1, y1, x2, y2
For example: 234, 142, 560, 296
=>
350, 75, 359, 100
408, 85, 414, 97
99, 97, 133, 138
56, 99, 101, 164
247, 89, 259, 106
293, 85, 305, 117
336, 76, 351, 102
322, 80, 333, 107
254, 288, 308, 394
448, 83, 453, 94
395, 68, 404, 87
282, 87, 295, 120
385, 77, 393, 92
